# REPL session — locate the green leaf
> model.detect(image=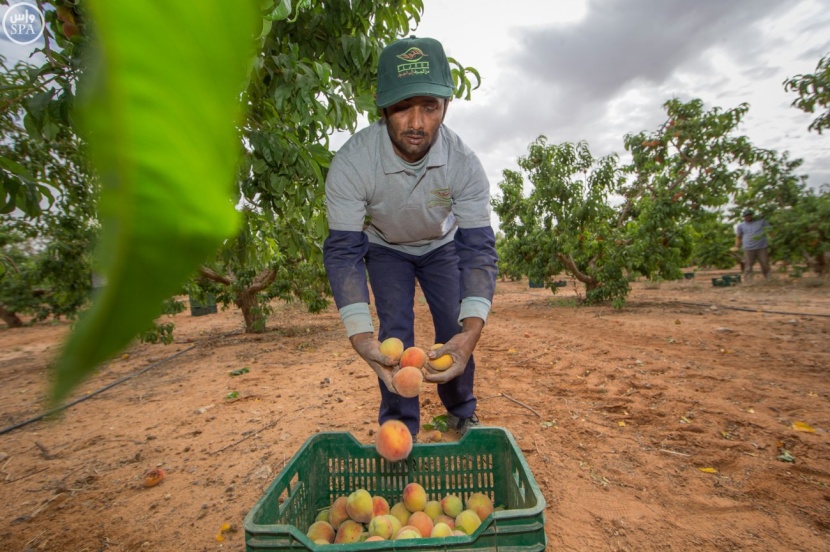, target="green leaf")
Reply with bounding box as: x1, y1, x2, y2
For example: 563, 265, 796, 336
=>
0, 155, 37, 182
51, 1, 259, 404
265, 0, 291, 20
